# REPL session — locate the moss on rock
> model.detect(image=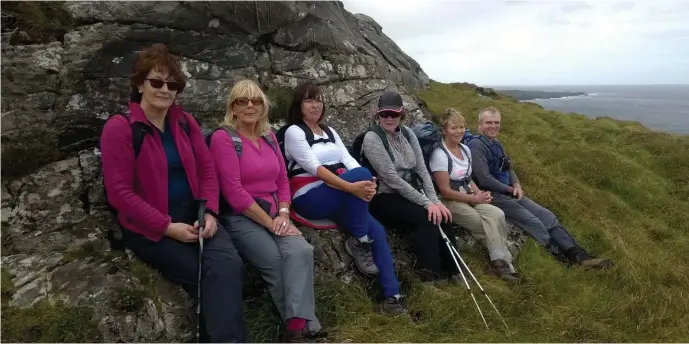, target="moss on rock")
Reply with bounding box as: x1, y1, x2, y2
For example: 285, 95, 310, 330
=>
264, 86, 293, 123
1, 1, 74, 44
